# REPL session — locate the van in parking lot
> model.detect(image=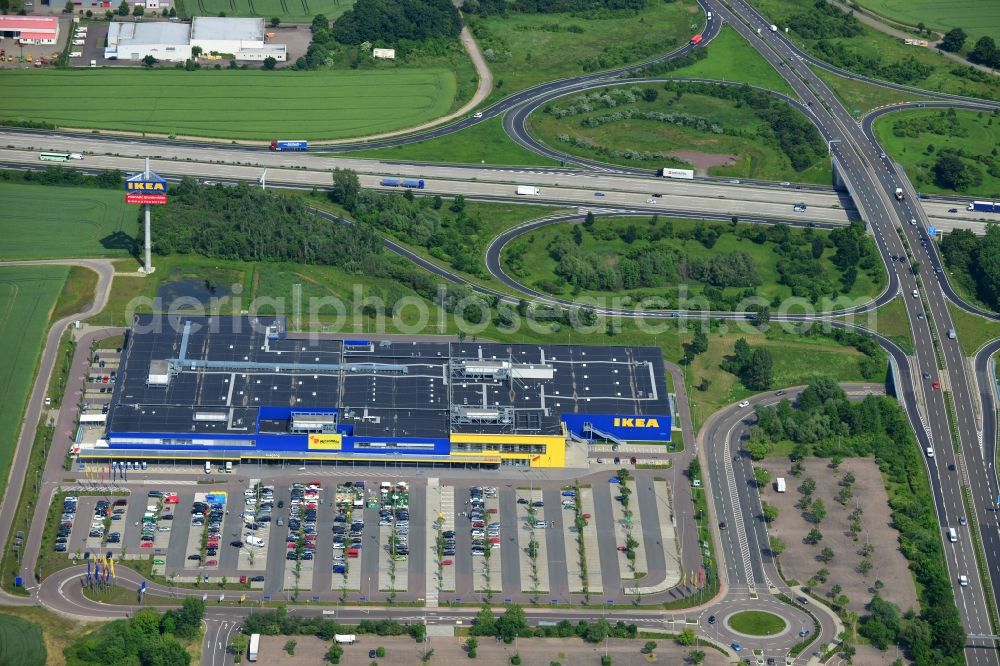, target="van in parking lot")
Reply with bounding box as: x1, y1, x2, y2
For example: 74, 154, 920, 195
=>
245, 535, 264, 547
